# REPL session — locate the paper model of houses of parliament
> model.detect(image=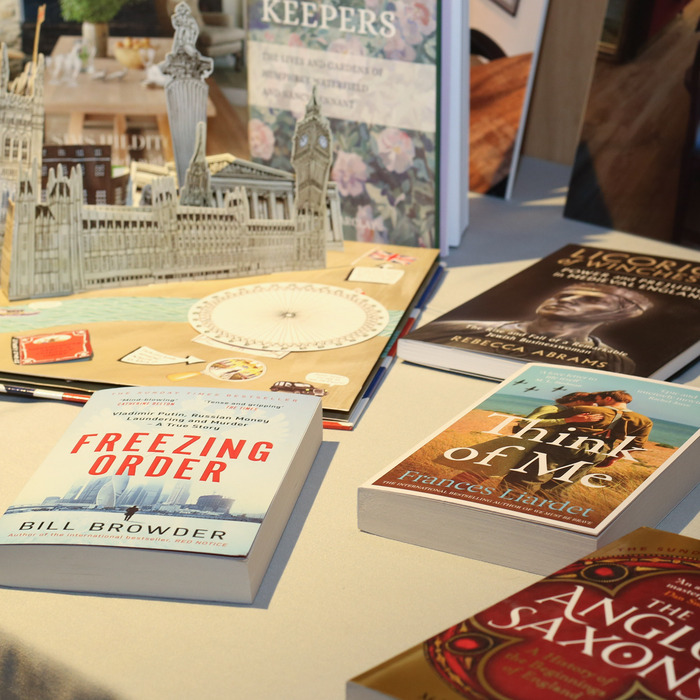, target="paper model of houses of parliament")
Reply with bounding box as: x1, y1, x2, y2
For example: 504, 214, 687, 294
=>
0, 2, 343, 302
